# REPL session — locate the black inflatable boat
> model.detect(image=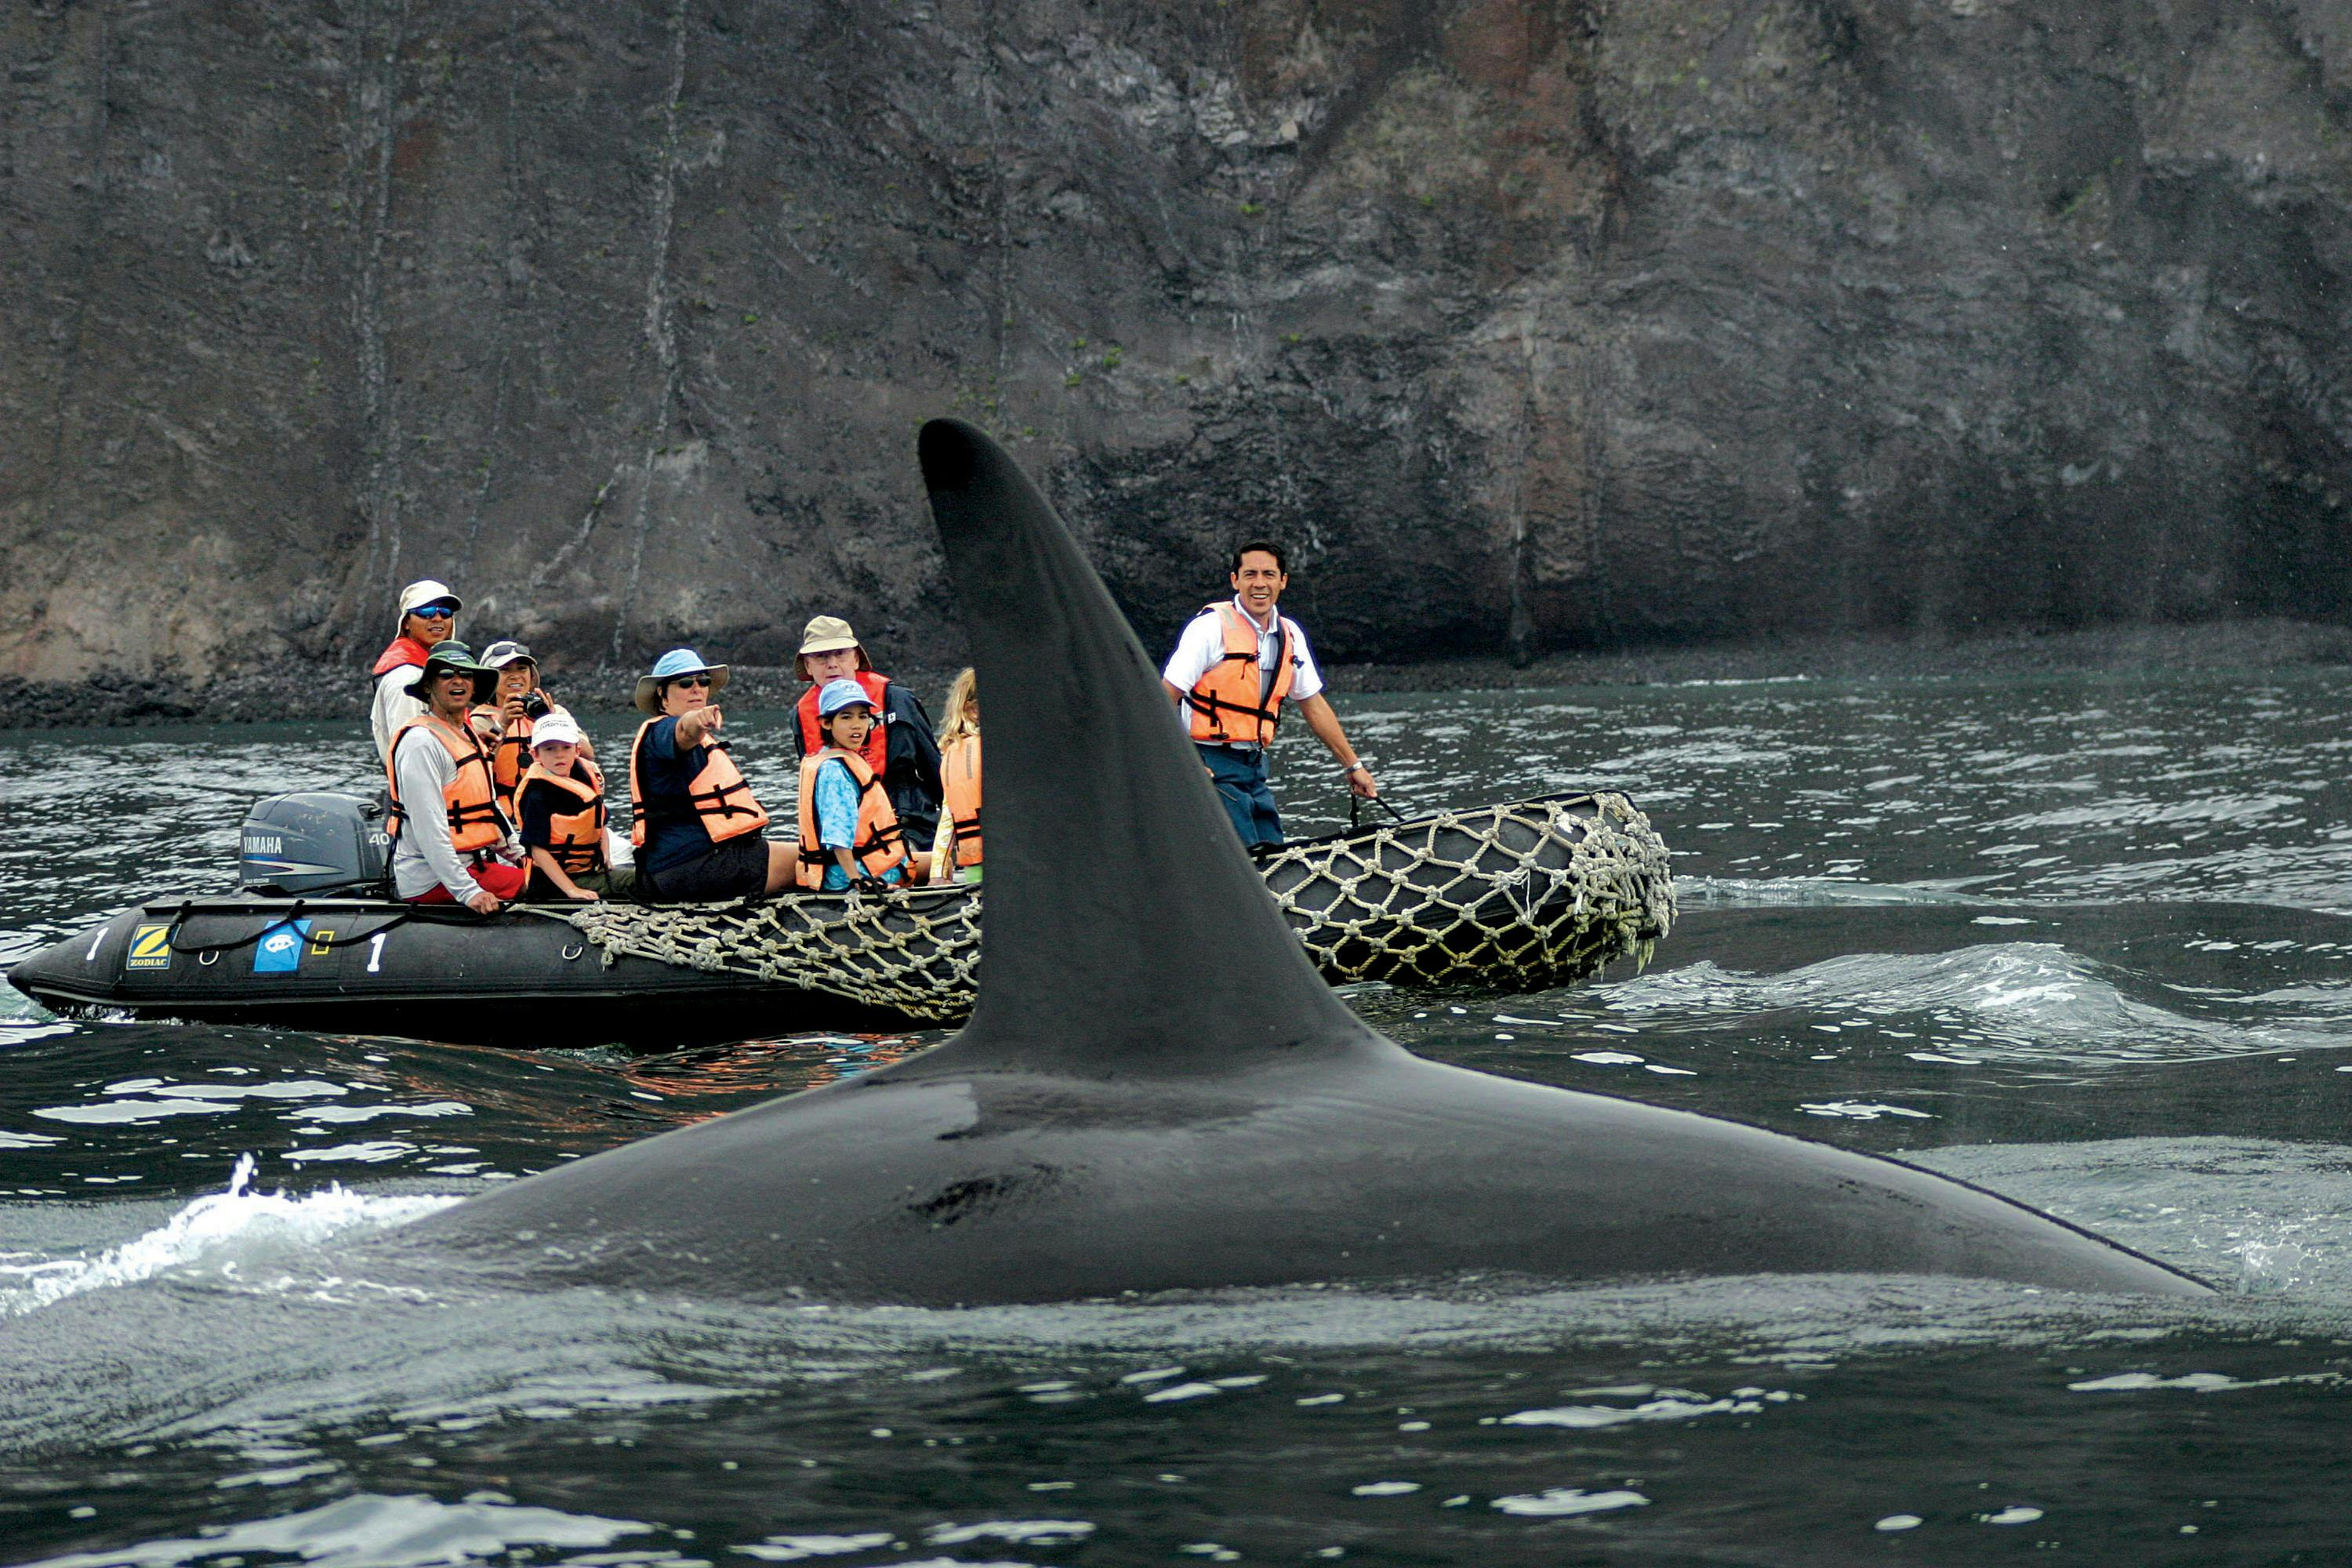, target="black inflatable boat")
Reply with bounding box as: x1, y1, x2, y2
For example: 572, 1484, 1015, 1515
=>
5, 895, 920, 1043
9, 788, 1678, 1045
5, 791, 917, 1044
